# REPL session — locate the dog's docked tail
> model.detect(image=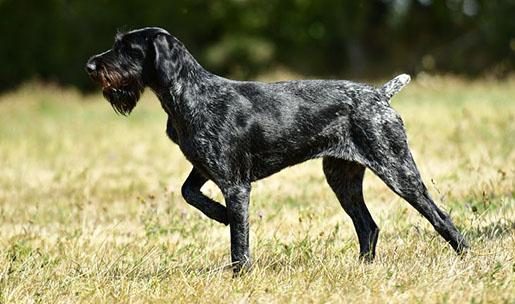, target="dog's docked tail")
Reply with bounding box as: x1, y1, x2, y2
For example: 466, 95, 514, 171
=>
381, 74, 411, 102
